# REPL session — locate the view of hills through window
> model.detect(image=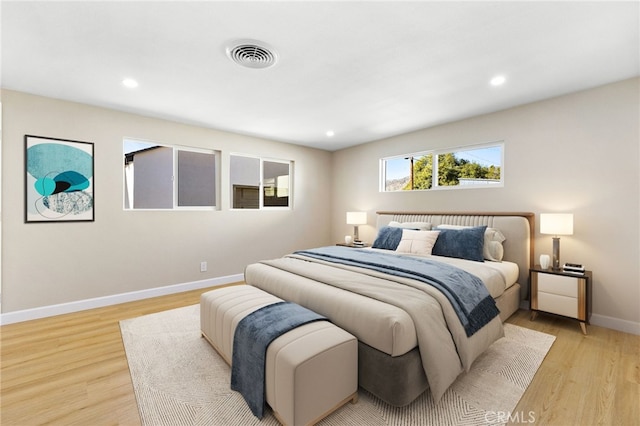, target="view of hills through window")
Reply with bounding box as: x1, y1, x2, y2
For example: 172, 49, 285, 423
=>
383, 144, 502, 191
